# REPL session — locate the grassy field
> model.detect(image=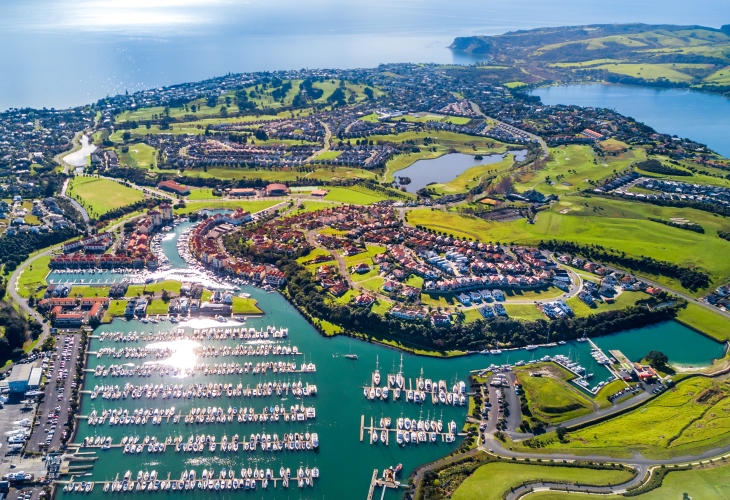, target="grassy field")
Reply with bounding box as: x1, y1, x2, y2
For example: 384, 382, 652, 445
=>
181, 166, 378, 183
69, 286, 111, 298
503, 303, 546, 321
676, 303, 730, 342
513, 145, 644, 195
174, 200, 279, 215
408, 196, 730, 294
527, 377, 730, 459
16, 255, 51, 298
515, 364, 594, 424
116, 143, 157, 168
593, 63, 698, 82
103, 300, 128, 322
324, 186, 395, 205
232, 297, 263, 315
126, 280, 182, 297
67, 177, 144, 216
186, 188, 216, 200
313, 151, 342, 161
451, 462, 634, 500
527, 463, 730, 499
146, 300, 169, 315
